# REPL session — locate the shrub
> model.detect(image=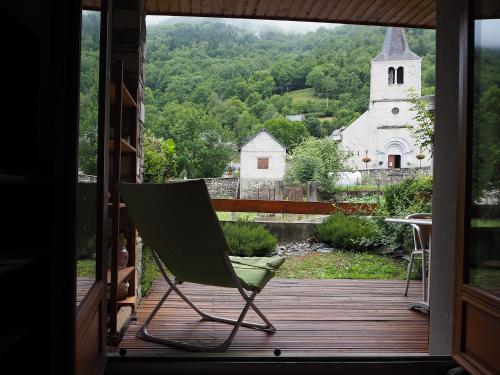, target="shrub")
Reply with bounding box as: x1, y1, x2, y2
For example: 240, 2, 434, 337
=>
377, 176, 433, 253
380, 176, 432, 216
223, 220, 278, 257
315, 213, 380, 251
